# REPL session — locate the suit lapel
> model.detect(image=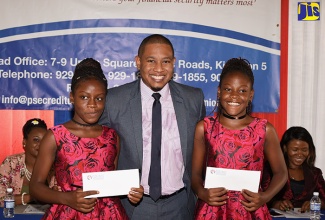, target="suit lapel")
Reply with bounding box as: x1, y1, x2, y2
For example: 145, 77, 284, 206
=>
129, 81, 144, 167
170, 82, 188, 167
301, 164, 314, 198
